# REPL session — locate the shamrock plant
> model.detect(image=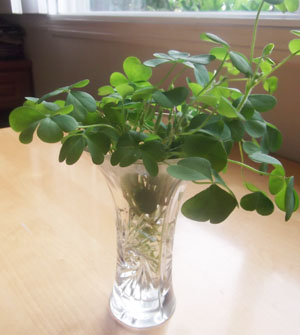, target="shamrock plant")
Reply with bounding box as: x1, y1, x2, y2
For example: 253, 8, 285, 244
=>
9, 0, 300, 223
